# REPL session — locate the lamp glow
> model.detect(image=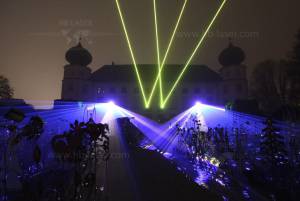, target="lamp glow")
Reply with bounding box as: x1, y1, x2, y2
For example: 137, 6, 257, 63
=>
195, 101, 202, 107
108, 101, 115, 106
106, 101, 116, 111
